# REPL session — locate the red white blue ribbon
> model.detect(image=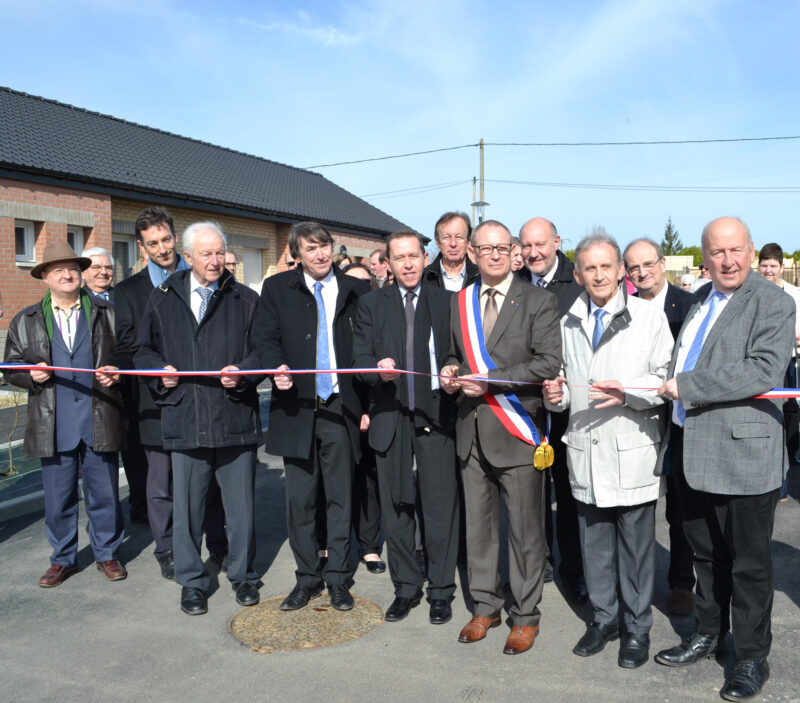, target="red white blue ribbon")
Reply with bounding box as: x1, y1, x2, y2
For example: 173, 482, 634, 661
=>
457, 283, 542, 447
